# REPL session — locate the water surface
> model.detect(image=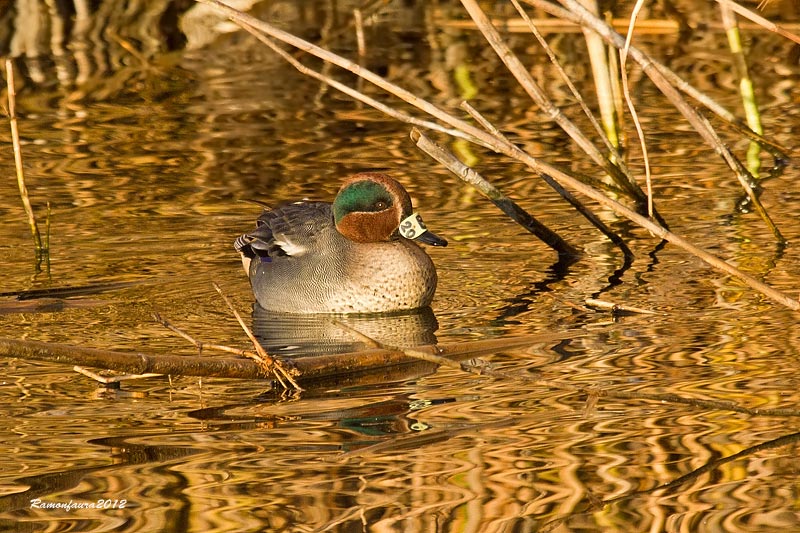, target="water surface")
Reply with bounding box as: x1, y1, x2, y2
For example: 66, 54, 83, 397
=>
1, 1, 799, 531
